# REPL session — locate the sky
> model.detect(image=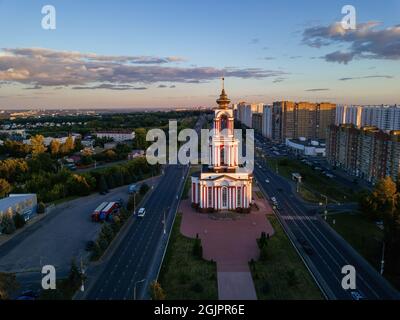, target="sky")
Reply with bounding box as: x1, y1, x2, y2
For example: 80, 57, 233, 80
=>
0, 0, 399, 109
